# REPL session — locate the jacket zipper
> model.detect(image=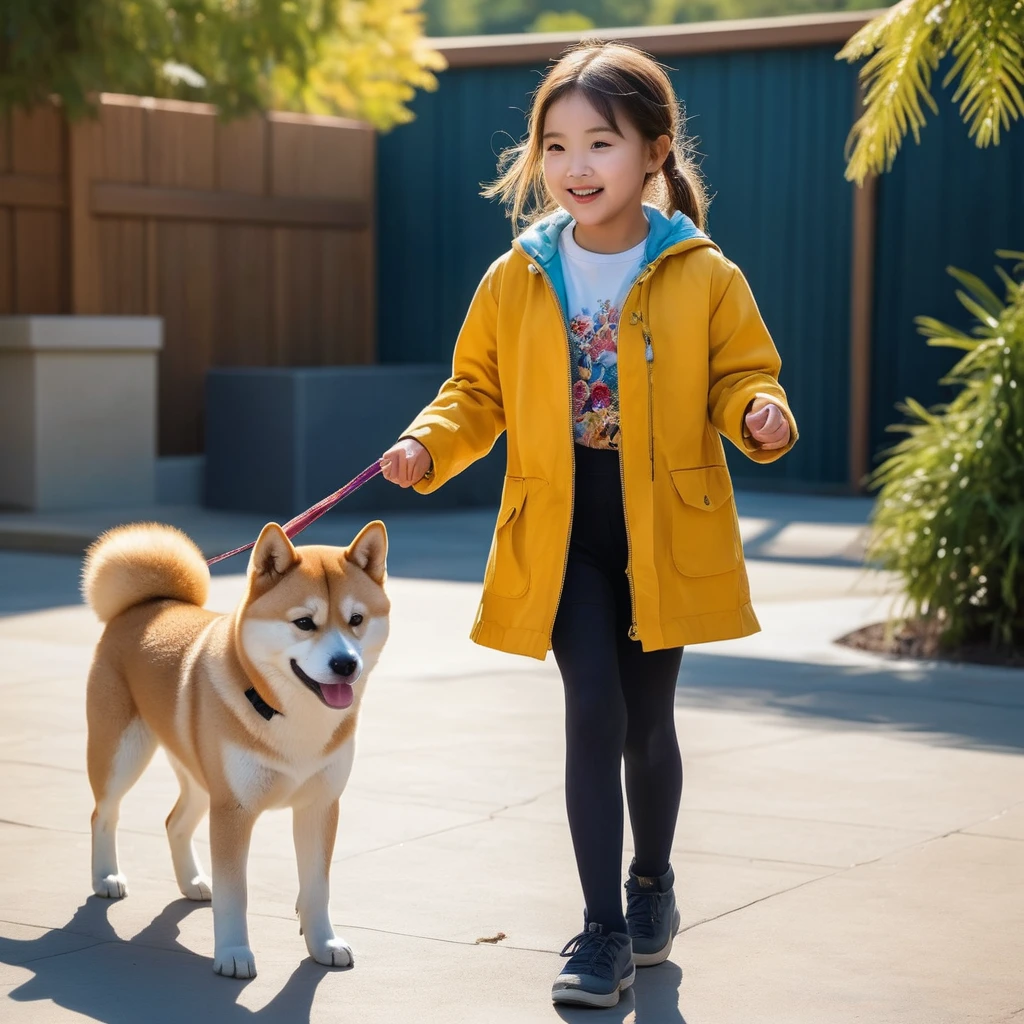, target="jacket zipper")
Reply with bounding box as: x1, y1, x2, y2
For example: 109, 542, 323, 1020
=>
617, 447, 640, 641
619, 269, 656, 641
523, 260, 576, 649
631, 312, 655, 482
